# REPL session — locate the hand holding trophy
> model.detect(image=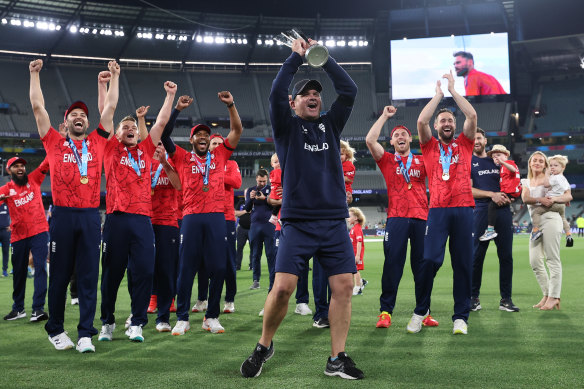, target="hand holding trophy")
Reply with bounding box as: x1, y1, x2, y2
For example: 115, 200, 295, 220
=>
275, 28, 329, 68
